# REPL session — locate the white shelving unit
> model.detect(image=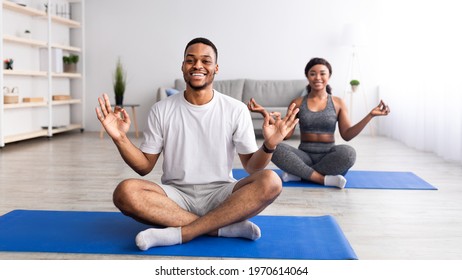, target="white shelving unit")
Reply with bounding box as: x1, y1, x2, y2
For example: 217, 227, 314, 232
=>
0, 0, 85, 147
